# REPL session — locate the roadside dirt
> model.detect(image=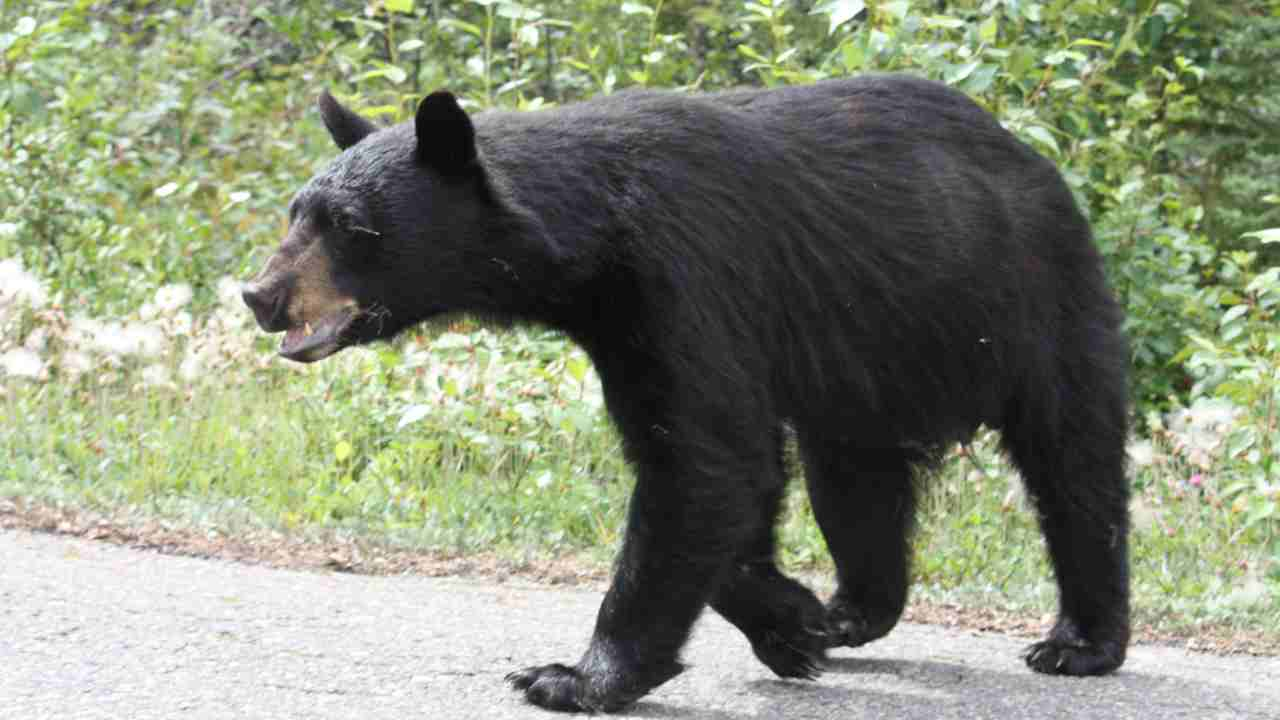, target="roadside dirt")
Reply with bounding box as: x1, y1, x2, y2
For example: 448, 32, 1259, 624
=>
3, 495, 1274, 657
